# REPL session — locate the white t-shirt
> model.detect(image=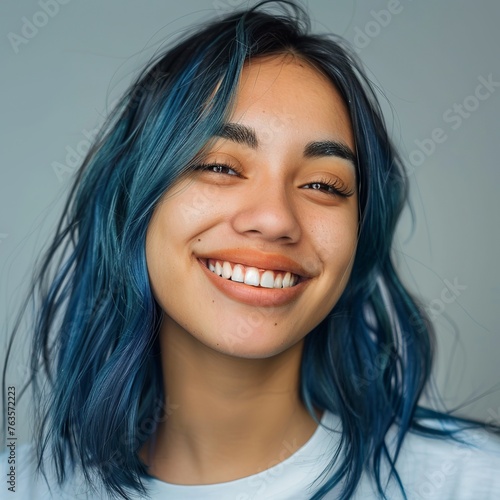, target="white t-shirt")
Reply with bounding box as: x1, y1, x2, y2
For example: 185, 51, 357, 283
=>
2, 410, 500, 499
